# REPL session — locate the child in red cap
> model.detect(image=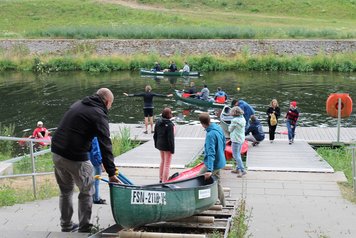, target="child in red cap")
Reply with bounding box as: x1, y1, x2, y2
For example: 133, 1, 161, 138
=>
285, 101, 299, 144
